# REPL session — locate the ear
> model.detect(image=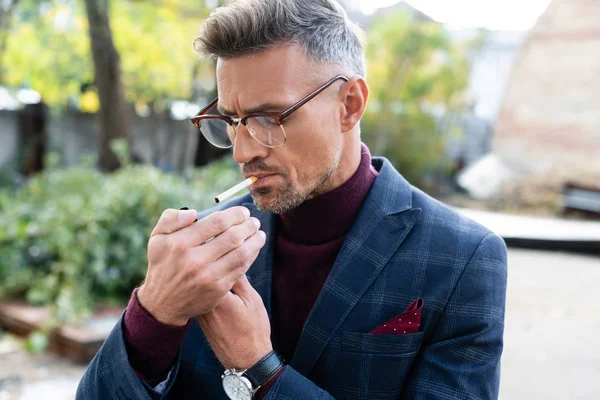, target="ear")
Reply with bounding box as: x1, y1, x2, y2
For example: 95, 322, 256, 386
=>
339, 76, 369, 133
